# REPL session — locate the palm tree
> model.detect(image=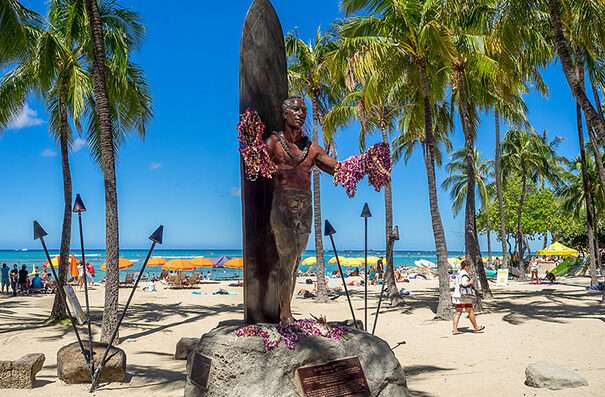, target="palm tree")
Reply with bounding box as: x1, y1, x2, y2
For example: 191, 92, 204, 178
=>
501, 129, 560, 277
0, 0, 150, 323
285, 29, 338, 303
547, 0, 605, 144
0, 0, 39, 64
82, 0, 150, 342
340, 0, 455, 319
323, 75, 403, 306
